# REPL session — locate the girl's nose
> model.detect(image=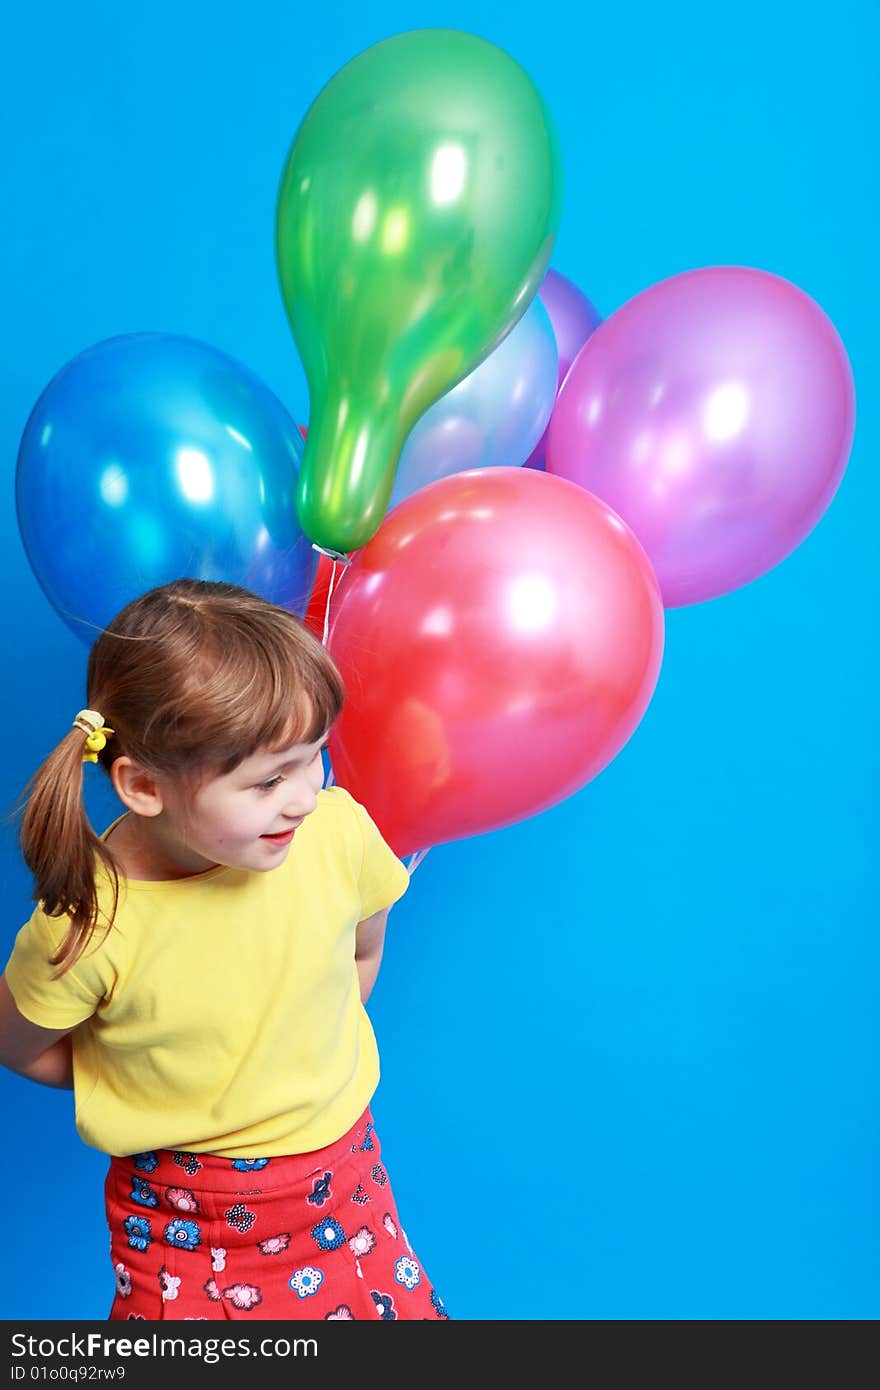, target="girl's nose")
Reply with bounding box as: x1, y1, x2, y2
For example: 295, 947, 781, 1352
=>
286, 781, 318, 819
